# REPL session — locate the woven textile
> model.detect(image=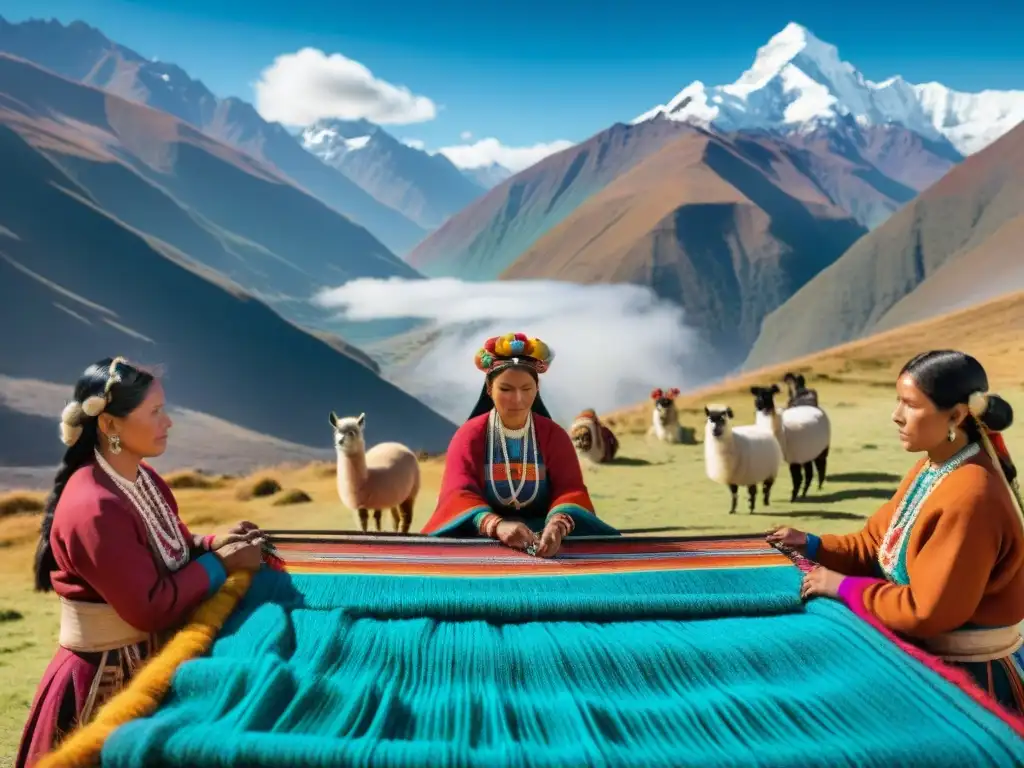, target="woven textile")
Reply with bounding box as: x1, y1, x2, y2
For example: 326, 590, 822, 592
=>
75, 536, 1024, 766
